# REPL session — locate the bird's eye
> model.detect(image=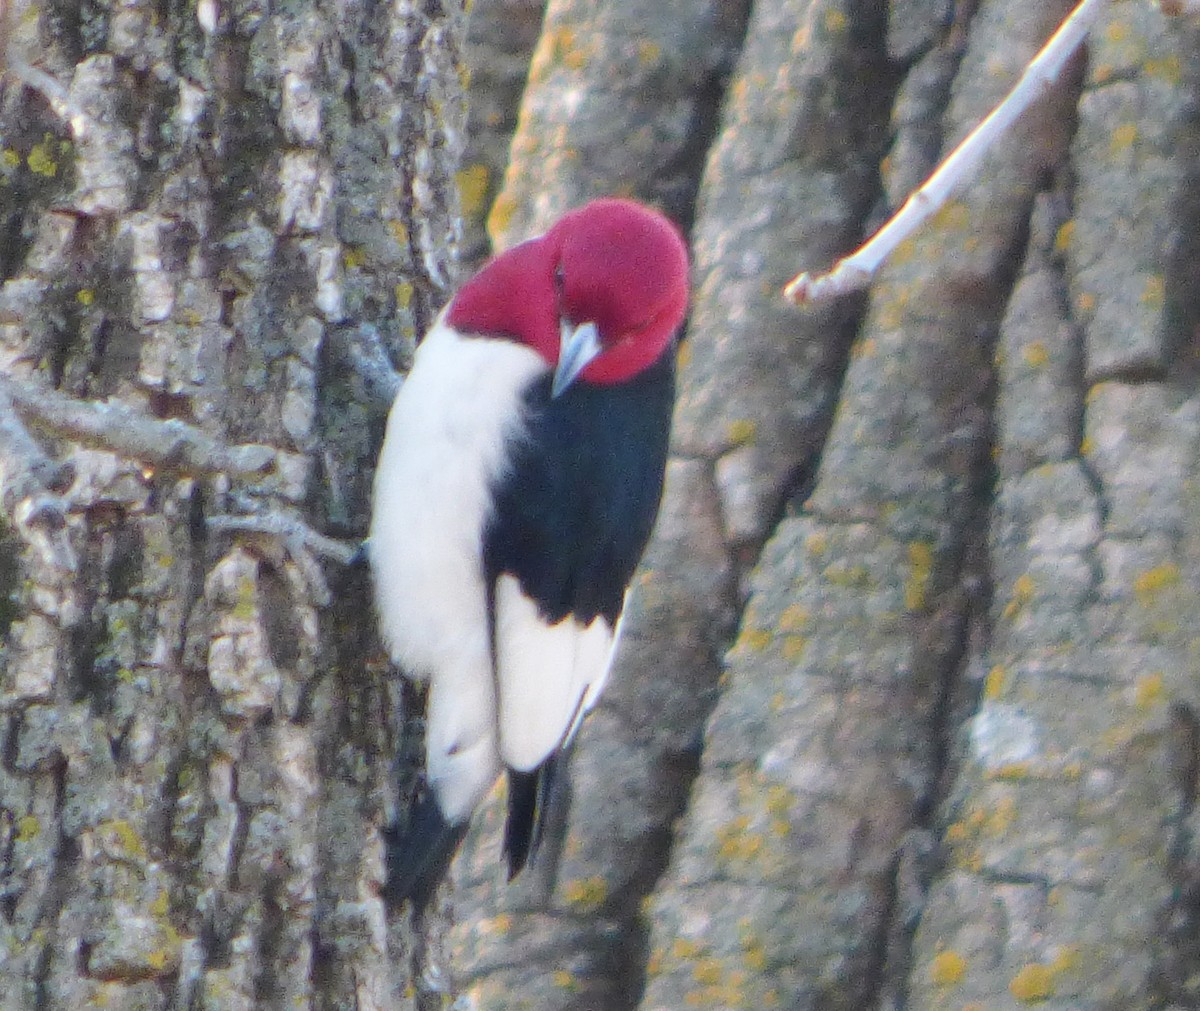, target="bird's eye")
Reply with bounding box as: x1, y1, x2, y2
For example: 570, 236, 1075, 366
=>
553, 264, 565, 290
